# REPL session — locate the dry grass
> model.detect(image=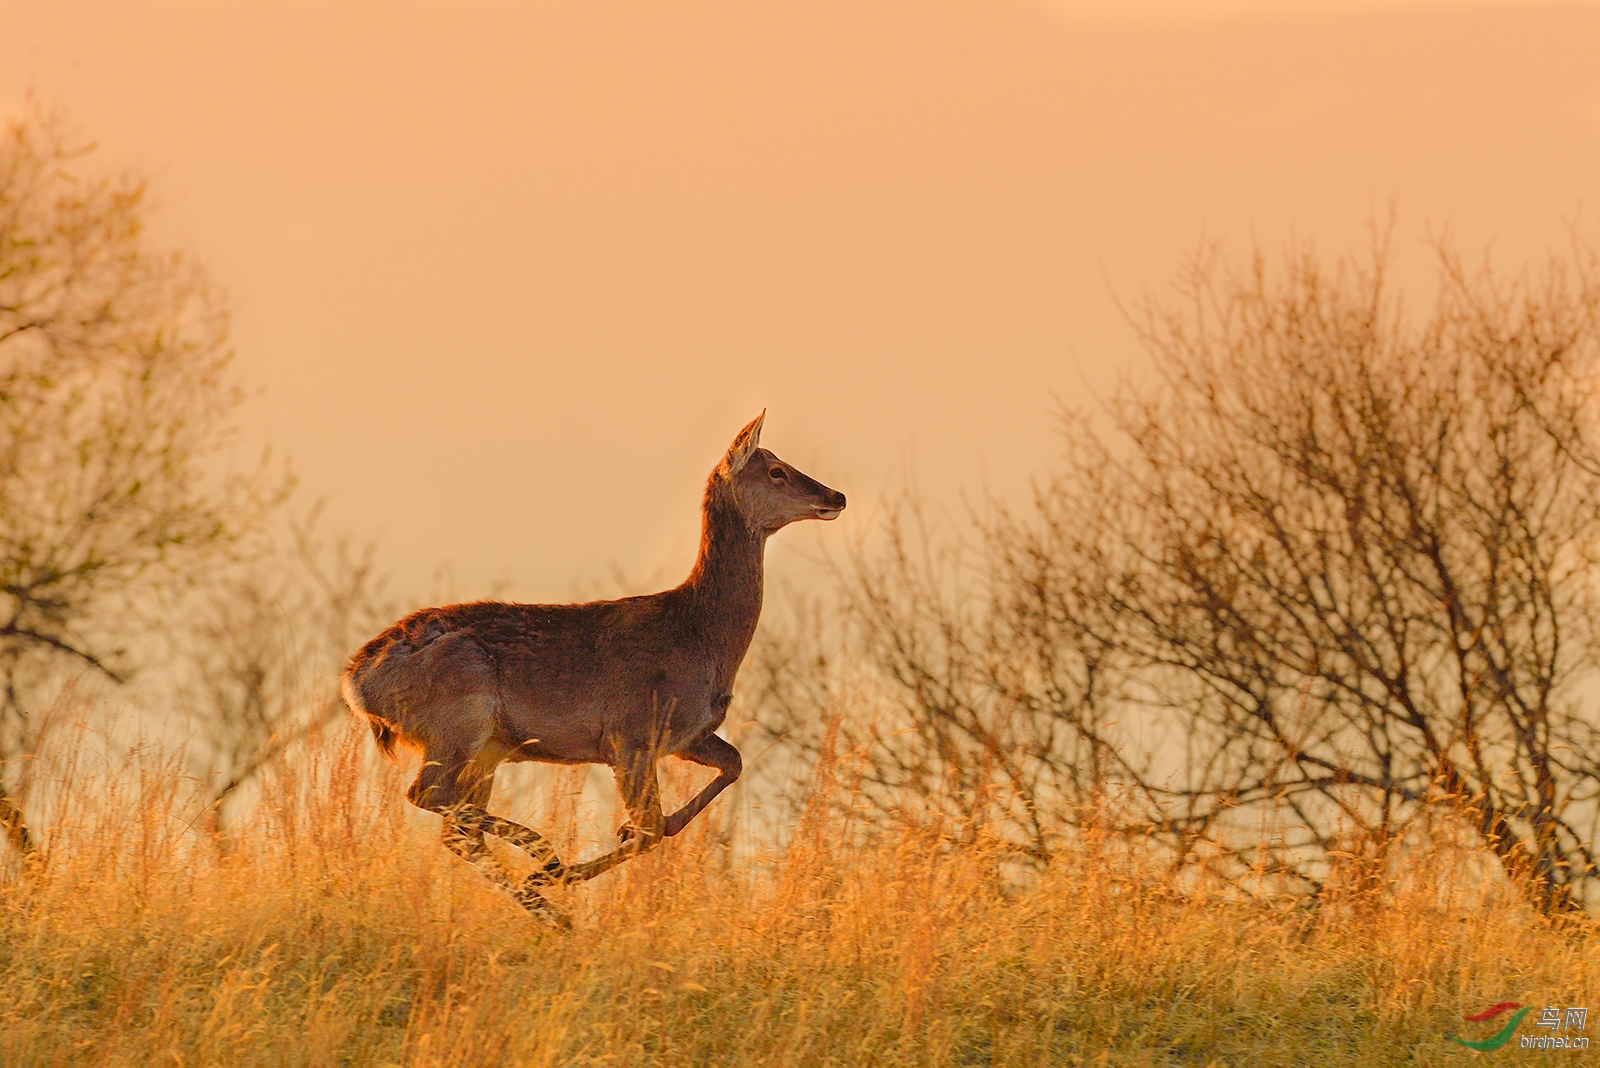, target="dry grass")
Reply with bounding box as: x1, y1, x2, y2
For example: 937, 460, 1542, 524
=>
0, 727, 1594, 1067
